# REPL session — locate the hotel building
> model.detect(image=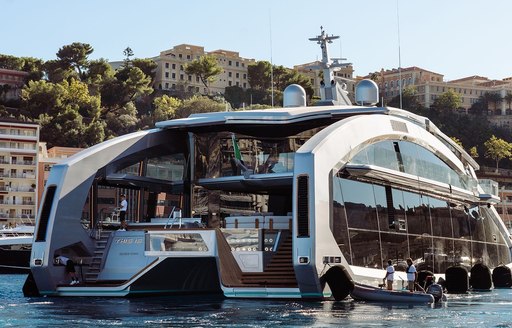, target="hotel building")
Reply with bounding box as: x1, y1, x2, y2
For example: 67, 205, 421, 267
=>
153, 44, 255, 95
367, 67, 512, 116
